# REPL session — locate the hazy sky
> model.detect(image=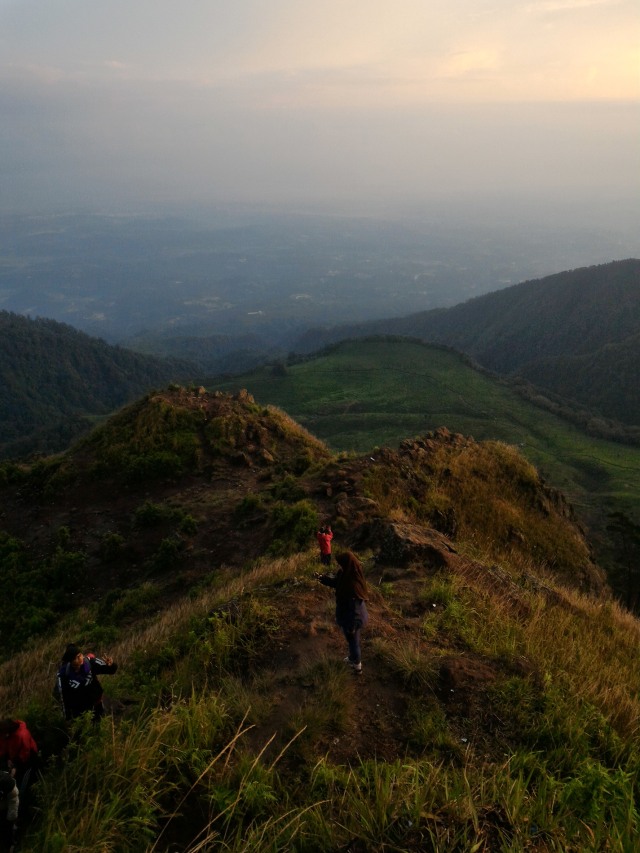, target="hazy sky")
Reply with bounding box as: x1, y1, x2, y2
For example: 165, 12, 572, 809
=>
1, 0, 638, 220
